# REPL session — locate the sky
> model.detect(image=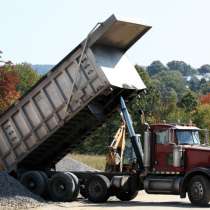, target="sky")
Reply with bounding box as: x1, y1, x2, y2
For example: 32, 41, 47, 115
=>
1, 0, 210, 68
